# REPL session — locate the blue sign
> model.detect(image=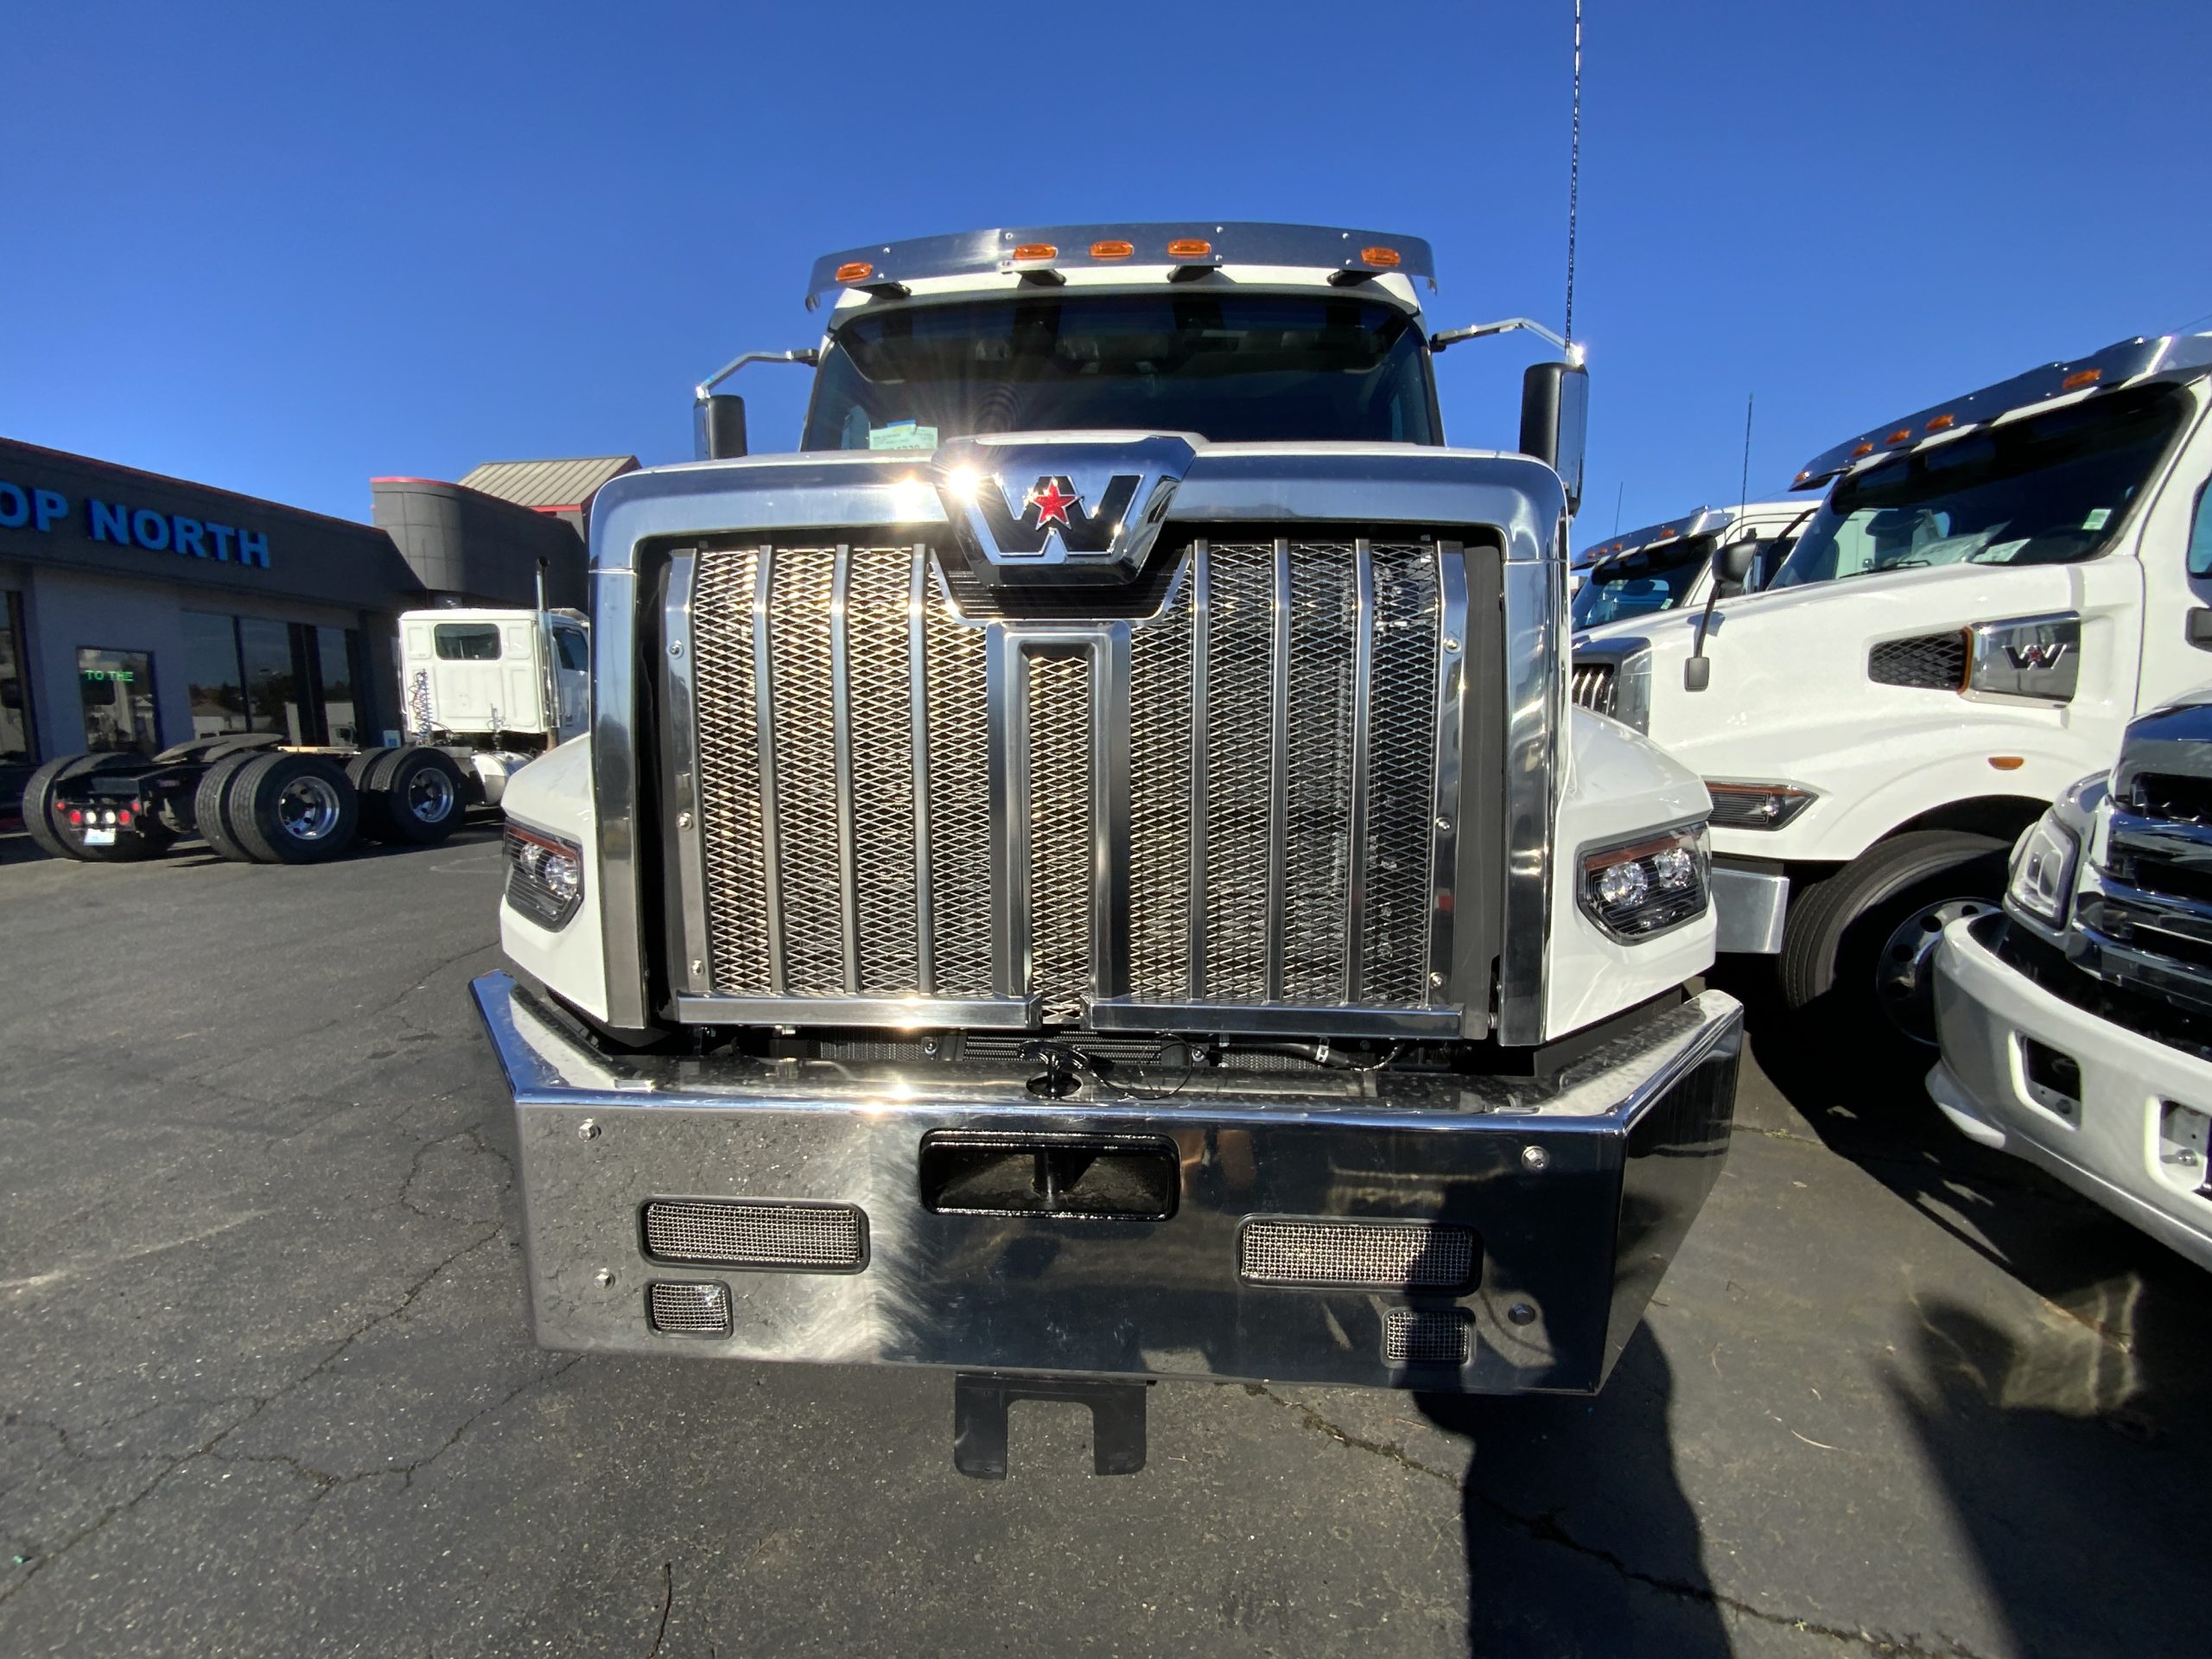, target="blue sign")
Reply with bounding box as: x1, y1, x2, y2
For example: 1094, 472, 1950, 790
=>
0, 478, 271, 569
